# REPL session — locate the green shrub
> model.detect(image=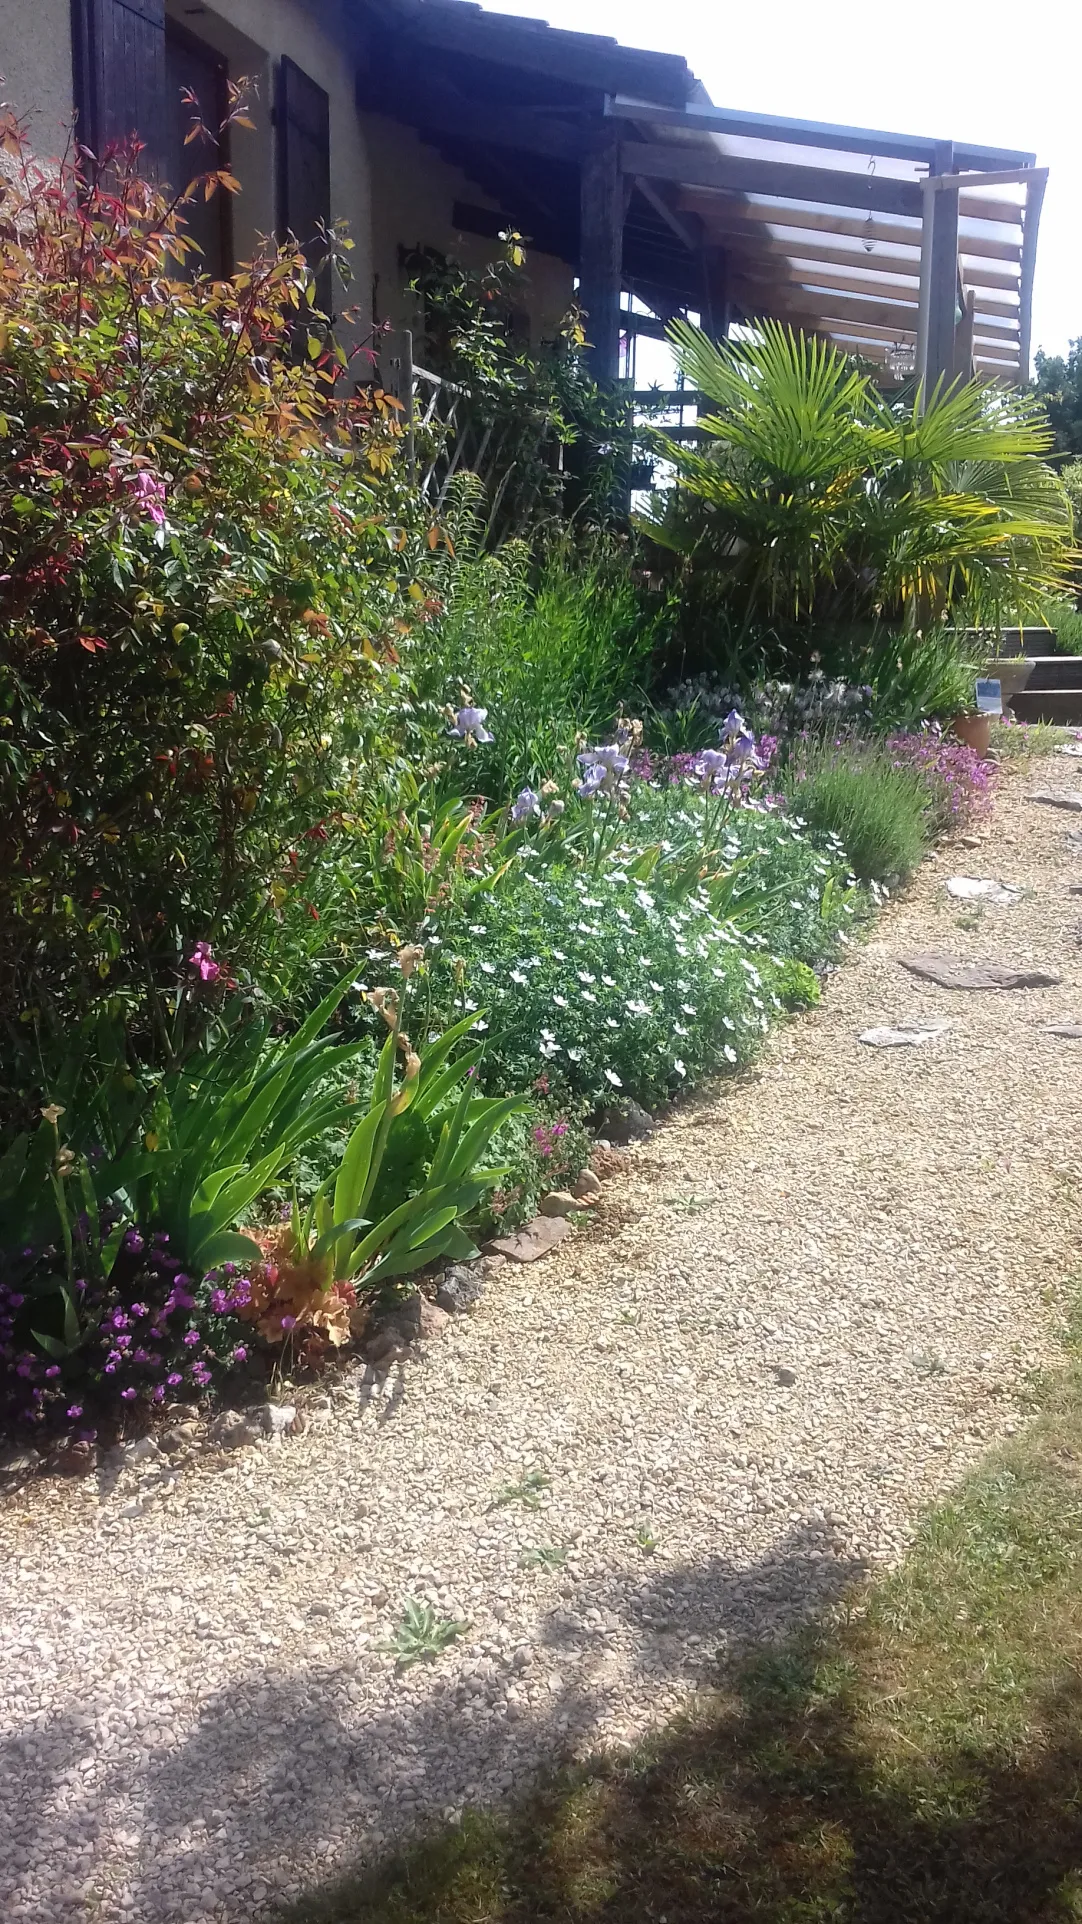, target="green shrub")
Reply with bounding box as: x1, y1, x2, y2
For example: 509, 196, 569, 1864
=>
0, 124, 432, 1077
786, 747, 929, 884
